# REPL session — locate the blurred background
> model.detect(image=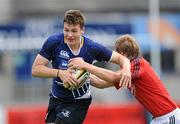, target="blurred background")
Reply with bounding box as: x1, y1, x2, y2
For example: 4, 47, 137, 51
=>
0, 0, 180, 123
